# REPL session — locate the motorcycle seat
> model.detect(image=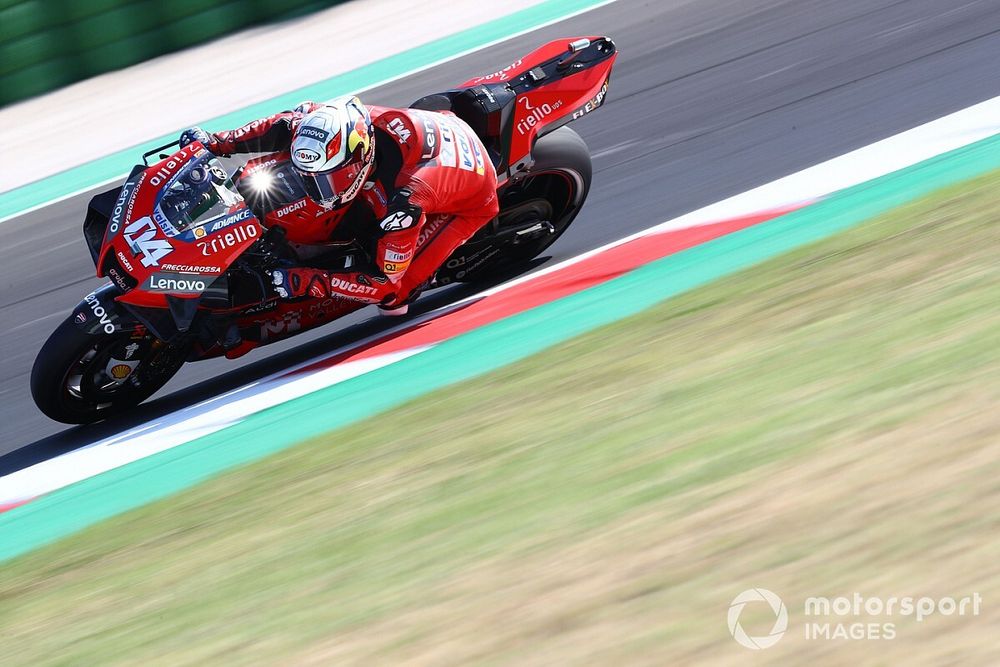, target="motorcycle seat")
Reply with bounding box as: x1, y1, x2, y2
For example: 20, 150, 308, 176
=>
410, 83, 516, 172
